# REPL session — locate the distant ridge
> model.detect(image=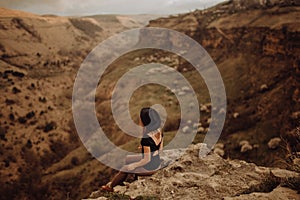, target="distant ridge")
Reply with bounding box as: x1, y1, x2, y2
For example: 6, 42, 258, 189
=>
0, 7, 40, 18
